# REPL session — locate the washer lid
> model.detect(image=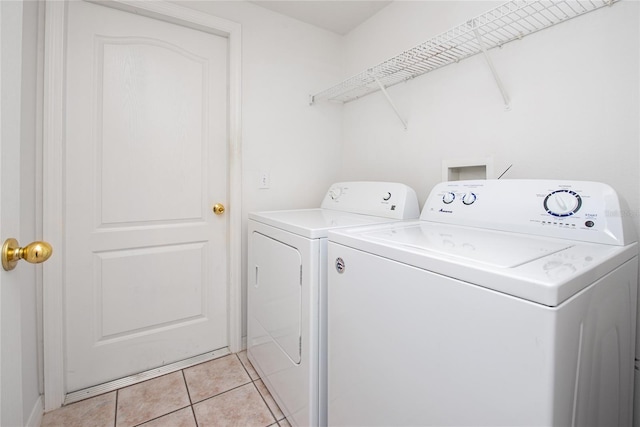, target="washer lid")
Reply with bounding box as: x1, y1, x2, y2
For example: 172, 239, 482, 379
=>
249, 208, 398, 239
329, 221, 638, 306
363, 222, 572, 268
